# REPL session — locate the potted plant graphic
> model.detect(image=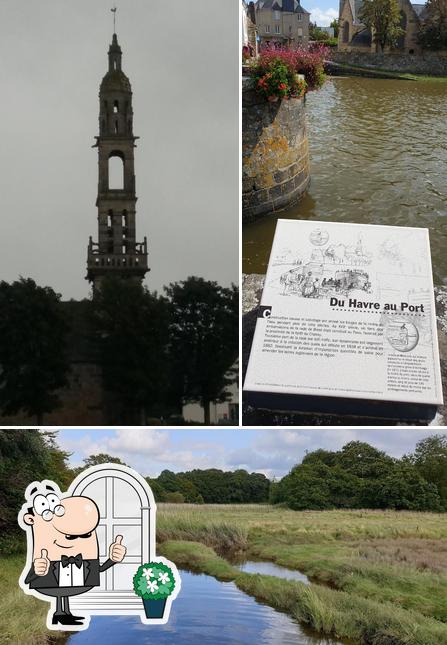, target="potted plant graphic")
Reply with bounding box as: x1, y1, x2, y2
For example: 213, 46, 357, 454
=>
133, 561, 177, 619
